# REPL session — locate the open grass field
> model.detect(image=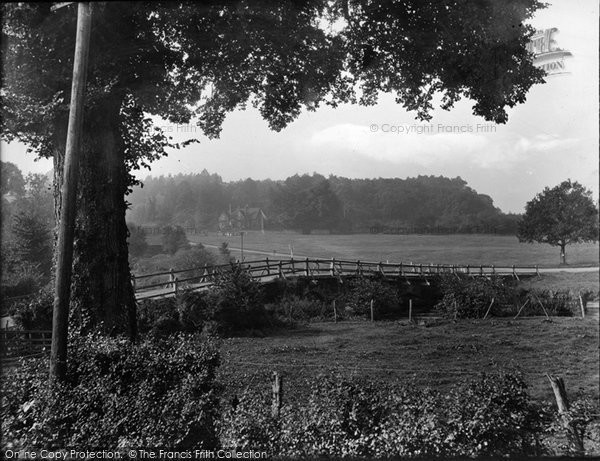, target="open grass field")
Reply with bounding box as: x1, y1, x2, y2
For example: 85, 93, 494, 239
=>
178, 231, 599, 268
217, 317, 599, 404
